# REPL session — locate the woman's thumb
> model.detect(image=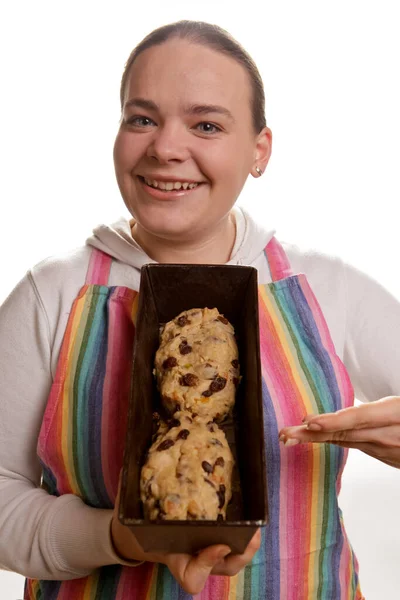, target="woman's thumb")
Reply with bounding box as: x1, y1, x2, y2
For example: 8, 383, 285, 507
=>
182, 546, 231, 594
